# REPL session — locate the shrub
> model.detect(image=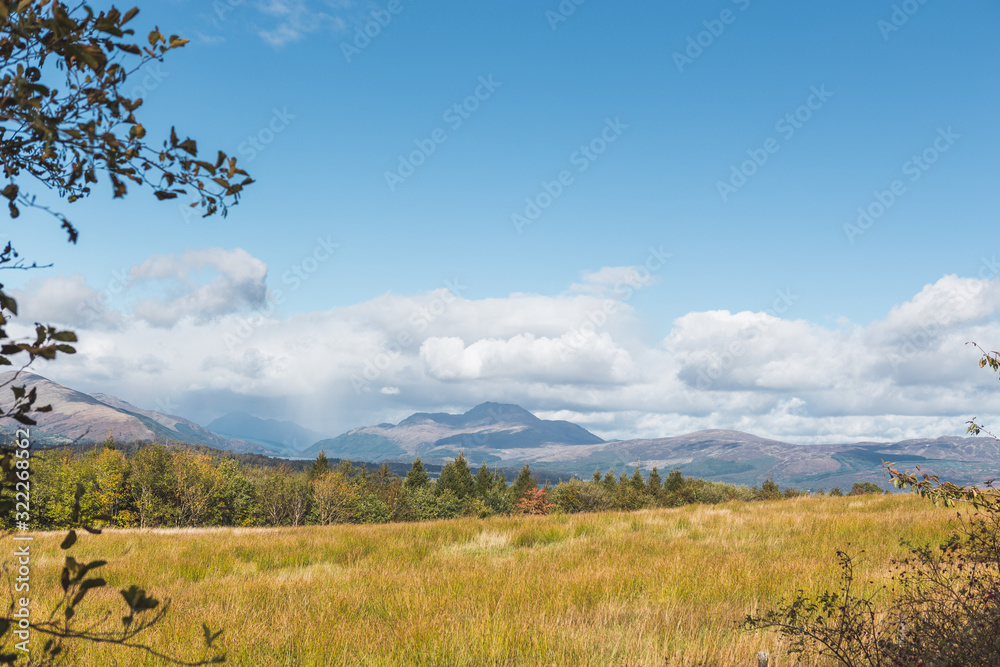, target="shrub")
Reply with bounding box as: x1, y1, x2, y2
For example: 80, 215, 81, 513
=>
848, 482, 885, 496
550, 480, 584, 513
748, 343, 1000, 666
516, 487, 555, 515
